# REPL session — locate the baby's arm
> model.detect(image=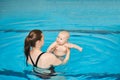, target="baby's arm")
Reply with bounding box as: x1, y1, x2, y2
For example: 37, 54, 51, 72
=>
47, 42, 57, 53
68, 43, 83, 52
62, 48, 70, 64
